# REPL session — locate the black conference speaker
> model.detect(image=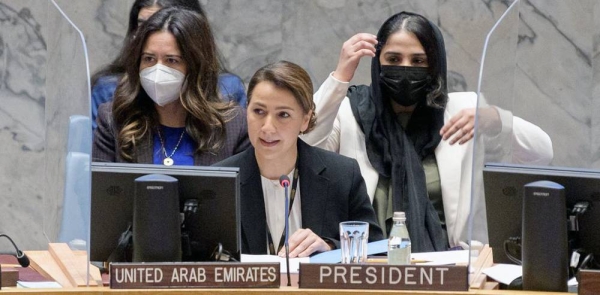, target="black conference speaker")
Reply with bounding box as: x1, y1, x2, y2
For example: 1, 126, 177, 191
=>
522, 180, 567, 292
133, 174, 182, 262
